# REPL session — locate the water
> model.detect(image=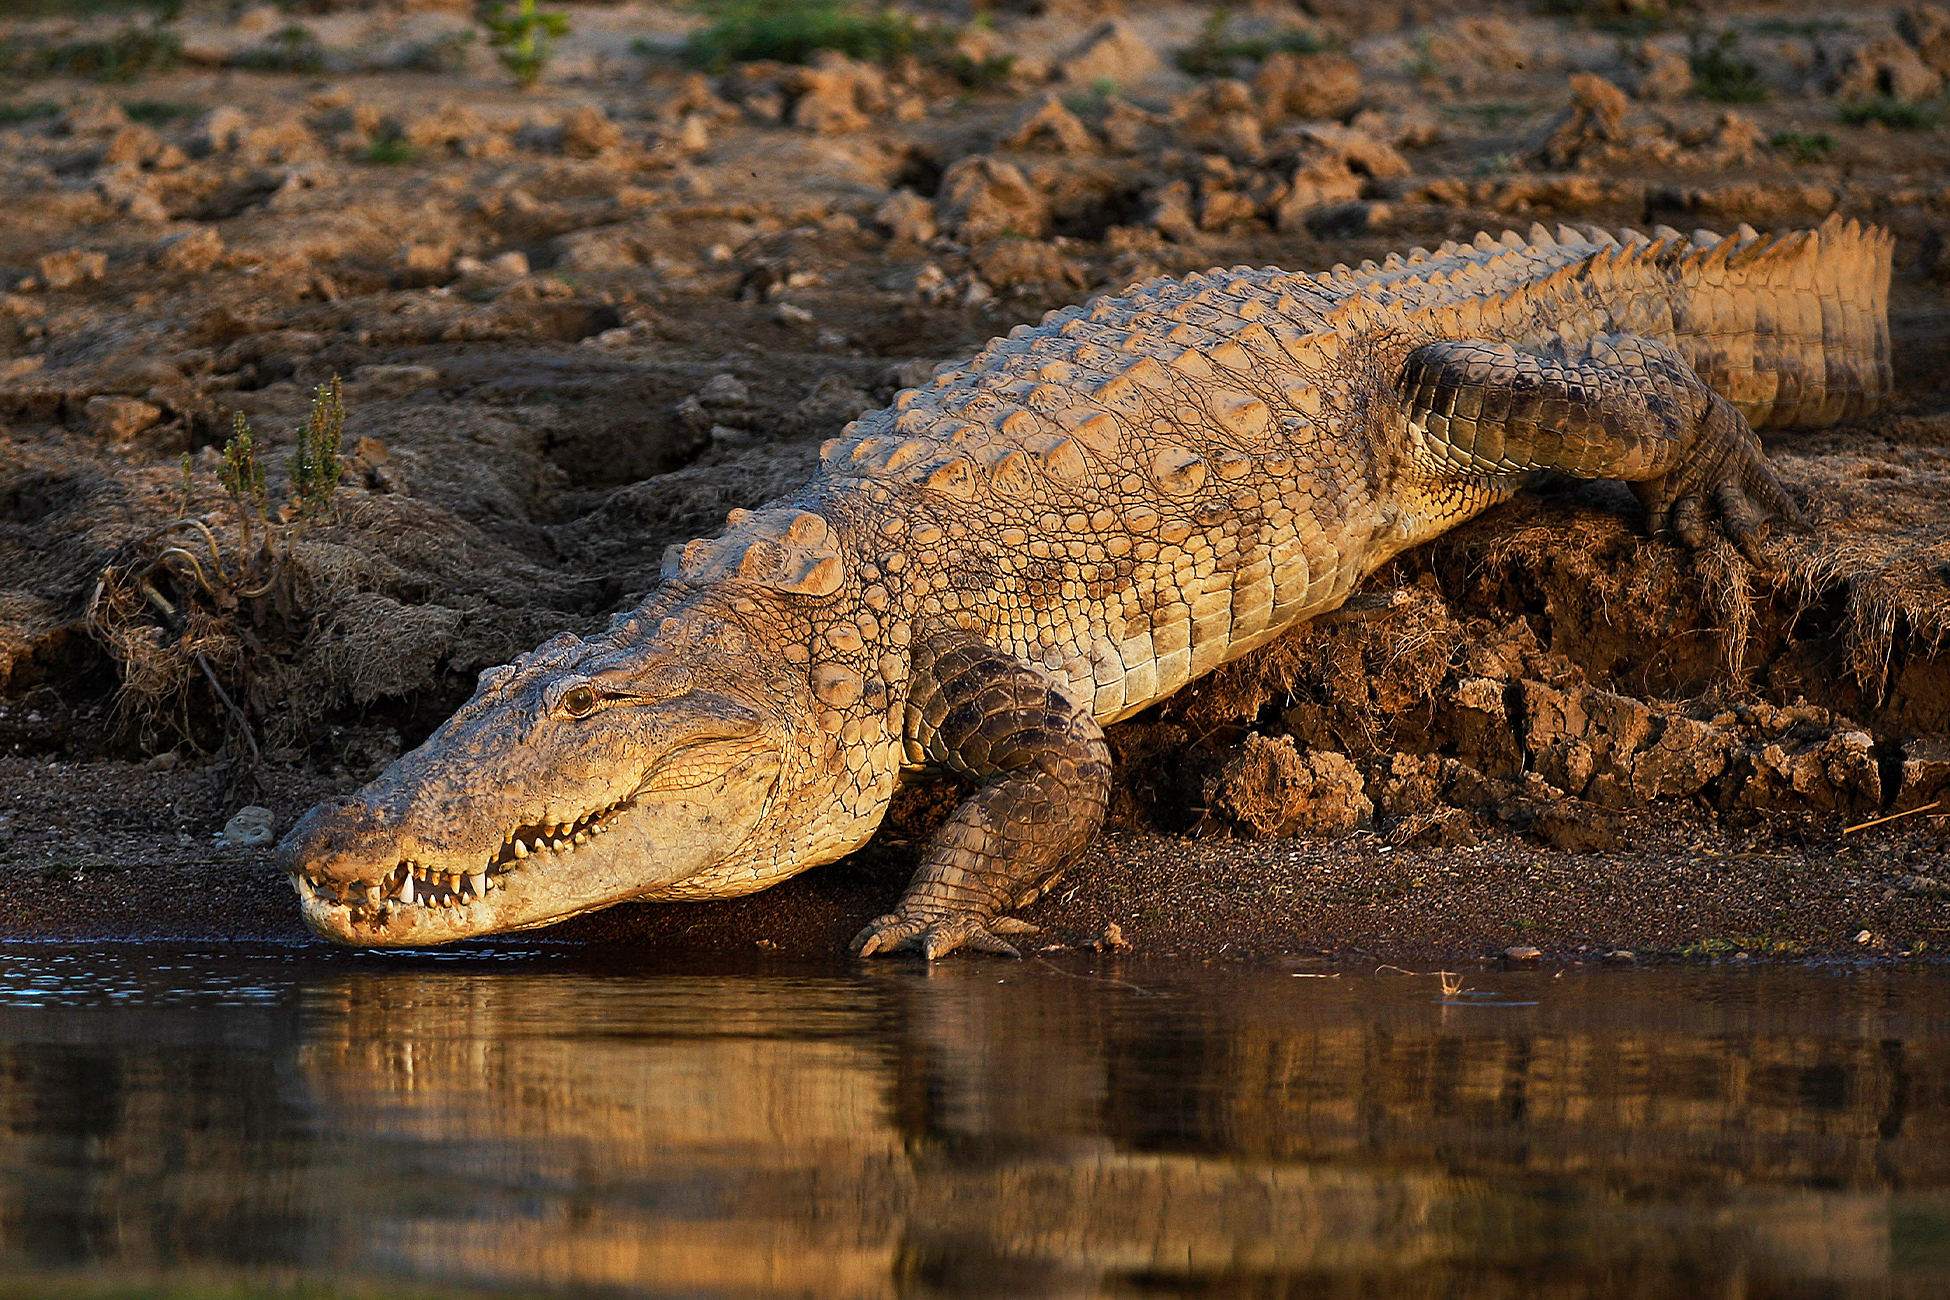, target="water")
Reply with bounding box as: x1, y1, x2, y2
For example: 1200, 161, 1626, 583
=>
0, 945, 1946, 1299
